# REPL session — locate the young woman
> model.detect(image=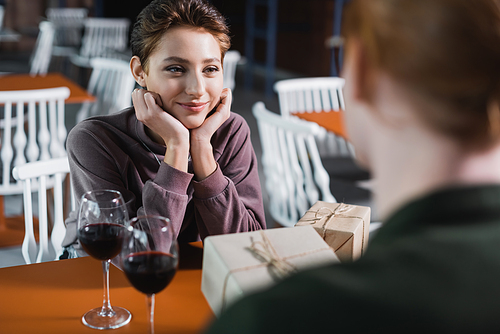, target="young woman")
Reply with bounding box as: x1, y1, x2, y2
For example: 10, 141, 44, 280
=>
61, 0, 265, 256
206, 0, 500, 332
